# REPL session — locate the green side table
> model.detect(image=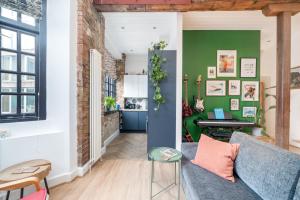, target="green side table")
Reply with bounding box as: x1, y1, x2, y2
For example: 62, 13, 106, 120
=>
149, 147, 182, 200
